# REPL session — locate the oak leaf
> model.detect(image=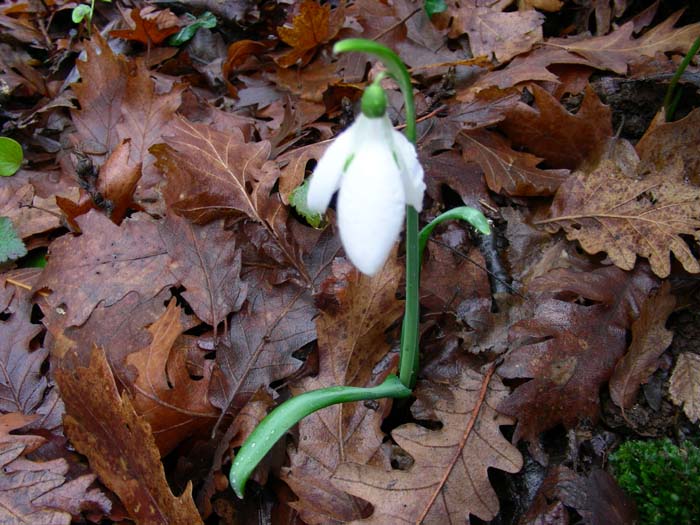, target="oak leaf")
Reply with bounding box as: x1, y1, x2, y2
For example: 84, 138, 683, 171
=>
609, 282, 675, 409
459, 128, 569, 196
282, 256, 404, 524
110, 7, 180, 46
448, 7, 544, 63
160, 213, 247, 327
126, 301, 218, 455
71, 34, 129, 156
637, 107, 700, 184
0, 284, 47, 415
538, 156, 700, 278
547, 10, 700, 74
55, 346, 204, 525
669, 352, 700, 423
498, 265, 657, 442
208, 269, 316, 428
153, 117, 309, 280
499, 84, 612, 170
332, 363, 522, 524
276, 0, 345, 68
0, 413, 111, 524
36, 210, 175, 327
